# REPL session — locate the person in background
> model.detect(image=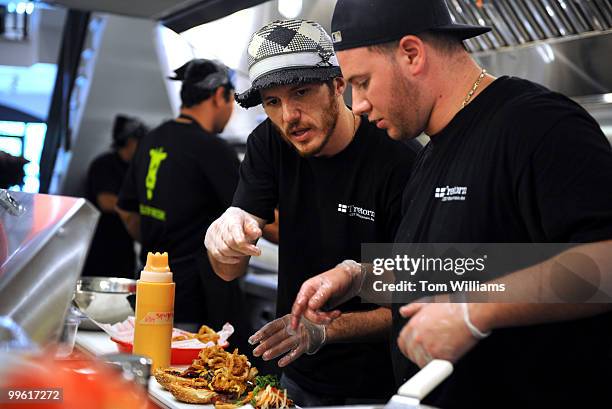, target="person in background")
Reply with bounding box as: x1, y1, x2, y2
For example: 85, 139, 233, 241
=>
82, 115, 146, 278
116, 59, 252, 352
204, 20, 421, 406
289, 1, 612, 408
0, 150, 28, 189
